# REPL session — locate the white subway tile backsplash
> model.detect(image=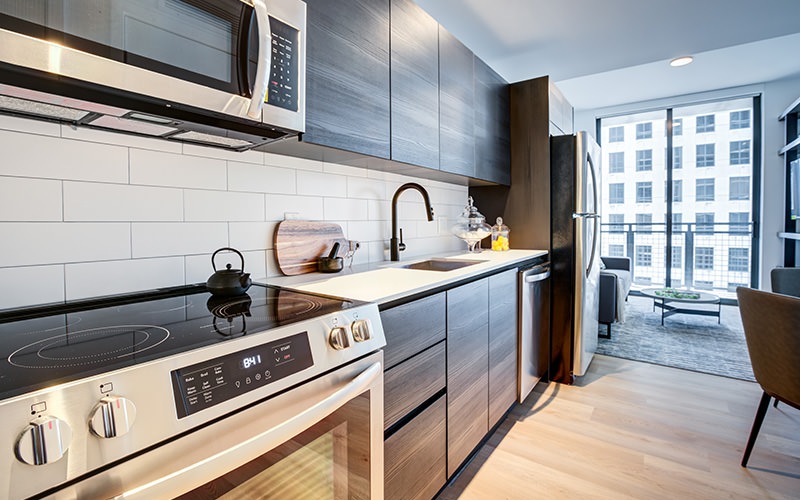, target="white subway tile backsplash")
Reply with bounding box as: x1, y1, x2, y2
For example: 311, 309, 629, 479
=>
367, 200, 390, 221
347, 220, 388, 242
0, 222, 131, 266
0, 130, 128, 183
0, 177, 62, 221
323, 198, 368, 221
265, 249, 280, 277
130, 149, 227, 189
347, 177, 387, 200
323, 162, 368, 178
366, 240, 388, 263
64, 182, 183, 221
132, 222, 228, 258
61, 126, 183, 153
429, 185, 469, 206
297, 170, 347, 197
184, 190, 264, 222
229, 222, 275, 251
0, 115, 61, 136
265, 194, 324, 221
228, 162, 295, 194
416, 219, 441, 238
64, 257, 184, 300
0, 265, 65, 309
2, 114, 472, 307
264, 152, 323, 171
